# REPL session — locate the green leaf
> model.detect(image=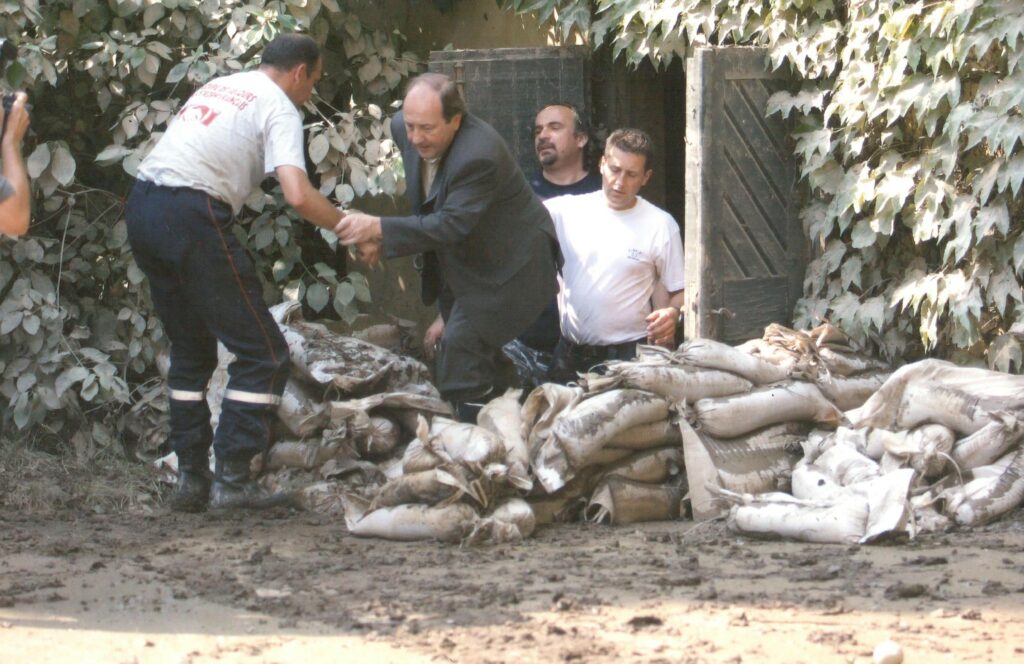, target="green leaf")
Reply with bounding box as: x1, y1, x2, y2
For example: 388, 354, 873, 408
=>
306, 283, 329, 313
